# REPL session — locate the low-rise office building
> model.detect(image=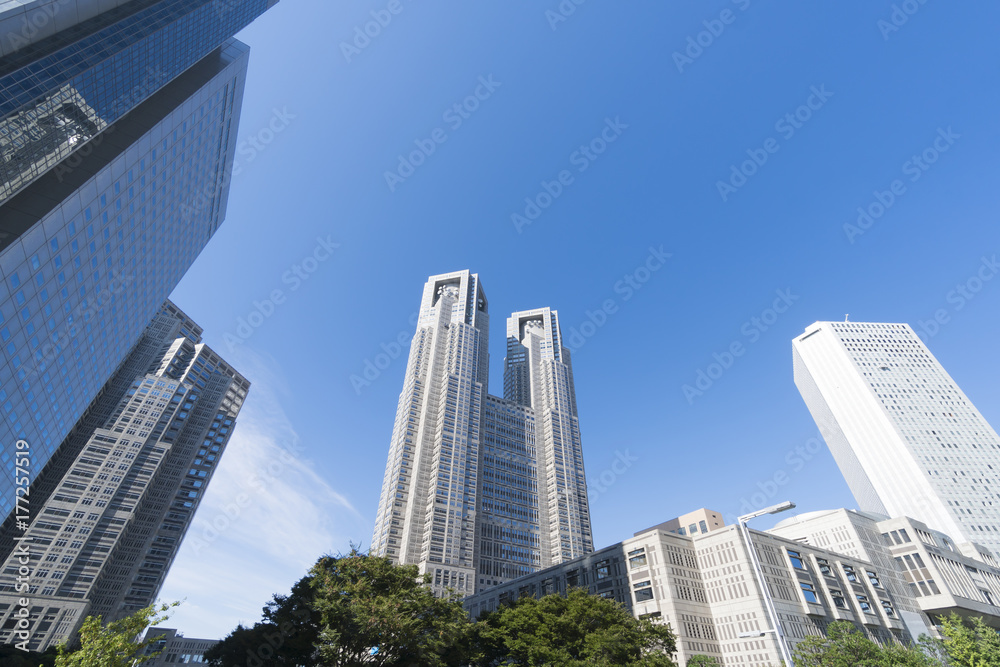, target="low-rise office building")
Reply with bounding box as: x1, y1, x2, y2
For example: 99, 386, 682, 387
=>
770, 509, 1000, 630
635, 508, 726, 538
465, 510, 930, 666
141, 627, 217, 665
